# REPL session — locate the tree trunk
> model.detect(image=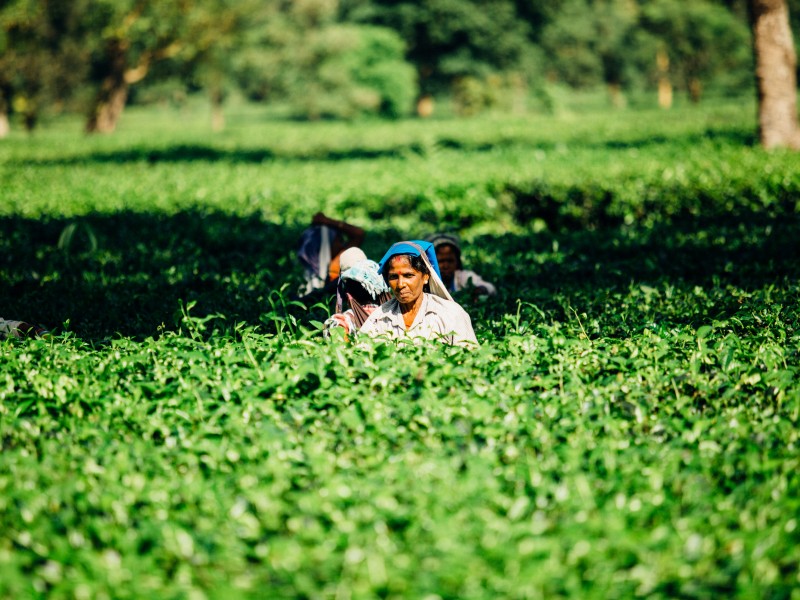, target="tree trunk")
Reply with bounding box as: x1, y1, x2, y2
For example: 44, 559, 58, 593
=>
656, 49, 673, 109
607, 83, 626, 108
85, 40, 130, 134
209, 84, 225, 132
0, 93, 9, 138
23, 111, 38, 132
688, 77, 703, 103
416, 95, 434, 118
86, 83, 129, 134
750, 0, 800, 149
